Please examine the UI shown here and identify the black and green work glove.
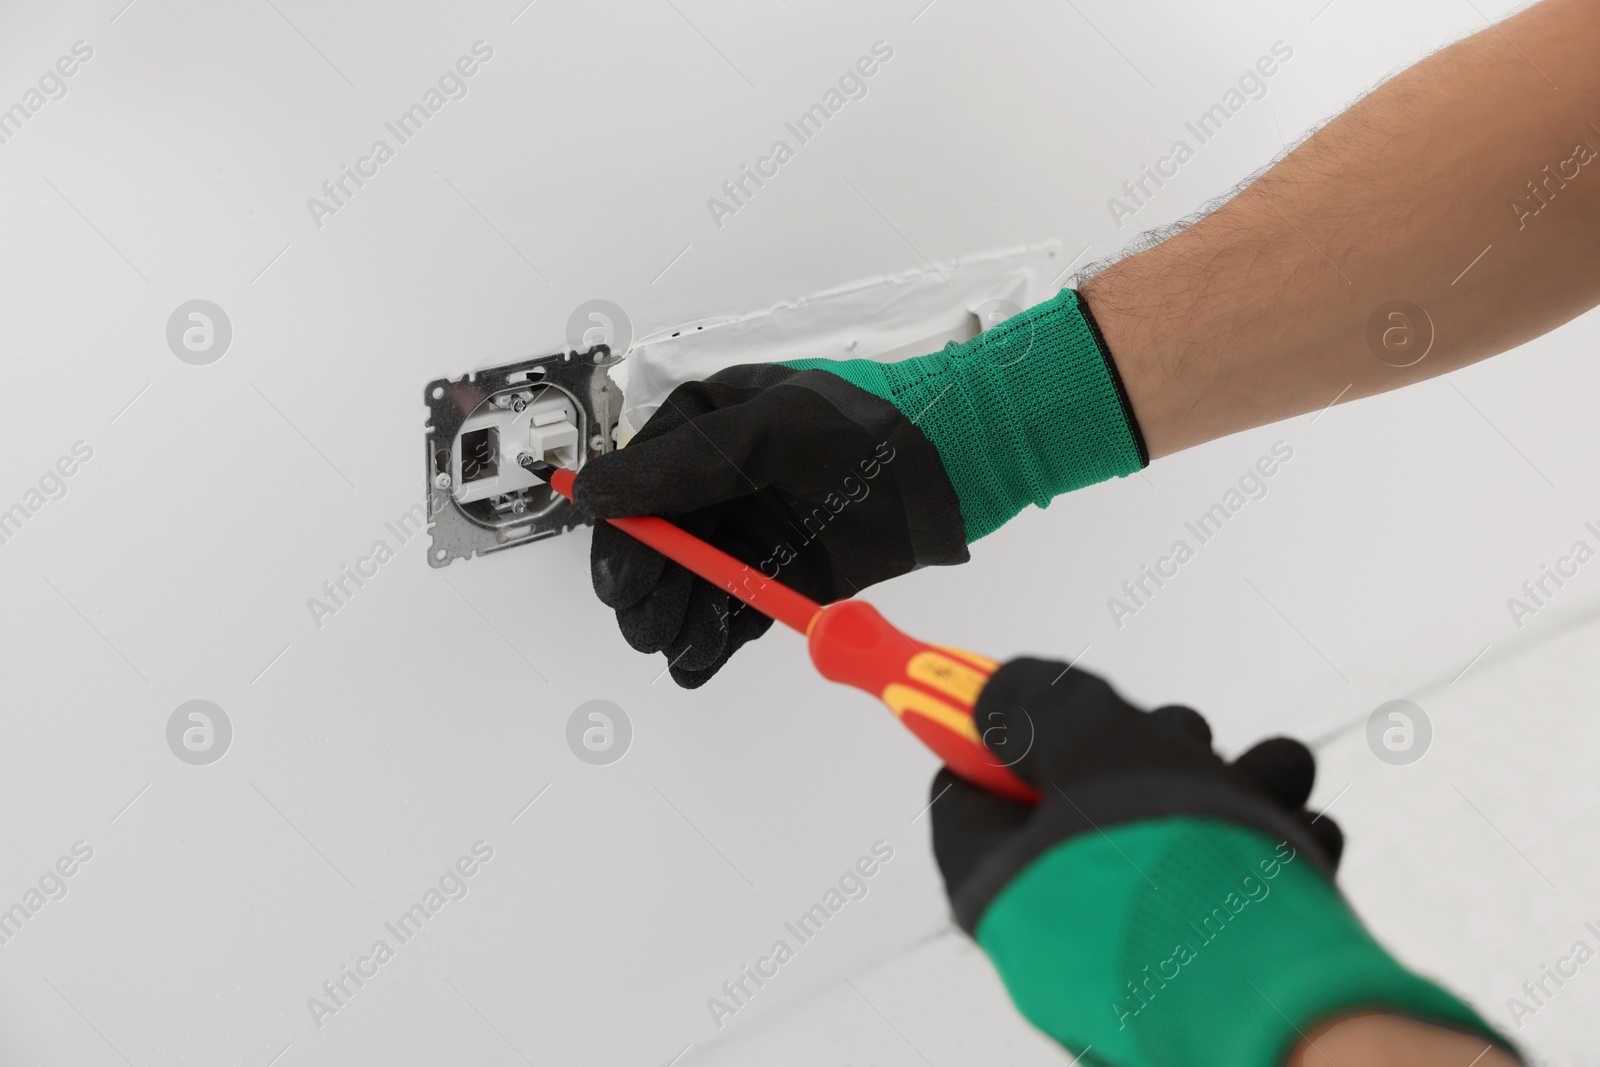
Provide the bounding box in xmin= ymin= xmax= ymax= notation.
xmin=573 ymin=289 xmax=1147 ymax=687
xmin=930 ymin=659 xmax=1513 ymax=1067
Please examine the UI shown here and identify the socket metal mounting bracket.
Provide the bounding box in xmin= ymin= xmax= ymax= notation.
xmin=423 ymin=344 xmax=621 ymax=566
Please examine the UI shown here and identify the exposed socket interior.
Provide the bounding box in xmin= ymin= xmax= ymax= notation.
xmin=453 ymin=383 xmax=580 ymax=515
xmin=424 ymin=346 xmax=620 ymax=566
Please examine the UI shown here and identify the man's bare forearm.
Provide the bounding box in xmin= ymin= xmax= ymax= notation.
xmin=1084 ymin=0 xmax=1600 ymax=459
xmin=1289 ymin=1012 xmax=1519 ymax=1066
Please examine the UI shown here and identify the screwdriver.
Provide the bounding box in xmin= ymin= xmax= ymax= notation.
xmin=548 ymin=467 xmax=1040 ymax=804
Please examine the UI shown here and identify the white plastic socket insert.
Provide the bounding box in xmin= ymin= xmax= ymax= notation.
xmin=452 ymin=387 xmax=579 ymax=505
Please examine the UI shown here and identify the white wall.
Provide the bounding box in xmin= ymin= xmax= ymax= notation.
xmin=0 ymin=0 xmax=1588 ymax=1063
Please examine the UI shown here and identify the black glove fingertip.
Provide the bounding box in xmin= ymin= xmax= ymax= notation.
xmin=665 ymin=600 xmax=774 ymax=689
xmin=1296 ymin=809 xmax=1345 ymax=872
xmin=1232 ymin=737 xmax=1316 ymax=810
xmin=973 ymin=659 xmax=1131 ymax=787
xmin=664 ymin=584 xmax=732 ymax=673
xmin=615 ymin=563 xmax=696 ymax=653
xmin=970 ymin=659 xmax=1068 ymax=785
xmin=1148 ymin=704 xmax=1213 ymax=748
xmin=590 ymin=521 xmax=665 ymax=610
xmin=667 ymin=660 xmax=718 ymax=689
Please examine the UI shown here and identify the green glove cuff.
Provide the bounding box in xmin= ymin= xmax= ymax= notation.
xmin=975 ymin=817 xmax=1513 ymax=1067
xmin=780 ymin=288 xmax=1146 ymax=542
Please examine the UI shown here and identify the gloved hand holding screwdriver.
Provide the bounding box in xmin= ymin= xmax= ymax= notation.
xmin=929 ymin=659 xmax=1515 ymax=1066
xmin=573 ymin=288 xmax=1145 ymax=687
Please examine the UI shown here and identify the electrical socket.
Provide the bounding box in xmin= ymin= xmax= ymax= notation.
xmin=423 ymin=345 xmax=620 ymax=566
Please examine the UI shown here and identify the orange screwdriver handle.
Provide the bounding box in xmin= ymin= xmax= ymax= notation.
xmin=807 ymin=600 xmax=1040 ymax=805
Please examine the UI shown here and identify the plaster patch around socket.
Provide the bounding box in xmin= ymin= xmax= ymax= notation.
xmin=615 ymin=241 xmax=1066 ymax=434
